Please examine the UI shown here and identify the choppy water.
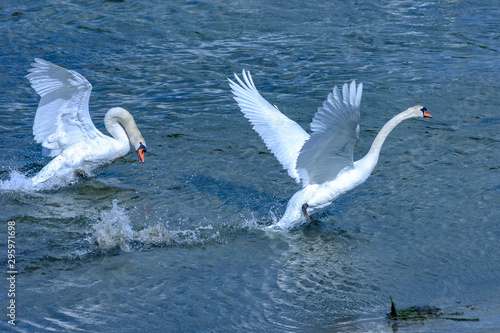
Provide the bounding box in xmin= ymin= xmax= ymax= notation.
xmin=1 ymin=0 xmax=500 ymax=331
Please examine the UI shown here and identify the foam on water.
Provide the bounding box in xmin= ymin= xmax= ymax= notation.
xmin=92 ymin=200 xmax=285 ymax=252
xmin=93 ymin=200 xmax=136 ymax=251
xmin=240 ymin=210 xmax=280 ymax=231
xmin=0 ymin=170 xmax=59 ymax=191
xmin=0 ymin=170 xmax=38 ymax=191
xmin=93 ymin=200 xmax=223 ymax=251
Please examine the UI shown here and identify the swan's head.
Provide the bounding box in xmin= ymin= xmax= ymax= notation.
xmin=105 ymin=107 xmax=147 ymax=163
xmin=129 ymin=130 xmax=147 ymax=163
xmin=409 ymin=105 xmax=432 ymax=118
xmin=136 ymin=140 xmax=147 ymax=163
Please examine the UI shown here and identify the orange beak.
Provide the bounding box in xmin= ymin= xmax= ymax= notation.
xmin=423 ymin=110 xmax=432 ymax=118
xmin=137 ymin=143 xmax=147 ymax=163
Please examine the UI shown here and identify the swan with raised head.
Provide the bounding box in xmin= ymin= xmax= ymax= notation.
xmin=26 ymin=58 xmax=147 ymax=188
xmin=229 ymin=70 xmax=432 ymax=230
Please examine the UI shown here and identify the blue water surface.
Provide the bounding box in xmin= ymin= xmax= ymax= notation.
xmin=1 ymin=0 xmax=500 ymax=332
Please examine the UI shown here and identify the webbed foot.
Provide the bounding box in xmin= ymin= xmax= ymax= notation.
xmin=302 ymin=203 xmax=311 ymax=224
xmin=74 ymin=170 xmax=90 ymax=180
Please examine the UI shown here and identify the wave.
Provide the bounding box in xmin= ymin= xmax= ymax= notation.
xmin=0 ymin=170 xmax=56 ymax=191
xmin=92 ymin=200 xmax=226 ymax=251
xmin=92 ymin=200 xmax=284 ymax=252
xmin=0 ymin=171 xmax=37 ymax=191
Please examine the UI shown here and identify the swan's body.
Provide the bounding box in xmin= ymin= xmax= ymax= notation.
xmin=229 ymin=70 xmax=432 ymax=230
xmin=26 ymin=58 xmax=147 ymax=188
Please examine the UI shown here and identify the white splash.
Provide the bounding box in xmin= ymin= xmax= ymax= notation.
xmin=0 ymin=170 xmax=57 ymax=191
xmin=93 ymin=199 xmax=136 ymax=251
xmin=93 ymin=200 xmax=219 ymax=251
xmin=0 ymin=171 xmax=36 ymax=191
xmin=240 ymin=210 xmax=280 ymax=231
xmin=135 ymin=223 xmax=172 ymax=246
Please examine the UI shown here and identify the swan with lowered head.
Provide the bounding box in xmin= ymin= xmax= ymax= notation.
xmin=26 ymin=58 xmax=147 ymax=188
xmin=229 ymin=70 xmax=432 ymax=230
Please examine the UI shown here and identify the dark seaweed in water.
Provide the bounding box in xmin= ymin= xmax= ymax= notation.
xmin=388 ymin=298 xmax=479 ymax=322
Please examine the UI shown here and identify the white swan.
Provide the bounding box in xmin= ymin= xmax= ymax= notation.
xmin=229 ymin=70 xmax=432 ymax=230
xmin=26 ymin=58 xmax=147 ymax=188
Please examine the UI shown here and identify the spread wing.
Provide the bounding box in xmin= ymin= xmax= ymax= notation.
xmin=26 ymin=58 xmax=103 ymax=157
xmin=228 ymin=70 xmax=309 ymax=183
xmin=296 ymin=81 xmax=363 ymax=186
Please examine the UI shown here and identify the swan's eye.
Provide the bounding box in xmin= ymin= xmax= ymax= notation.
xmin=420 ymin=107 xmax=427 ymax=113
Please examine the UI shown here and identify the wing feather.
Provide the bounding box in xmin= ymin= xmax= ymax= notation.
xmin=228 ymin=70 xmax=309 ymax=183
xmin=296 ymin=81 xmax=363 ymax=186
xmin=26 ymin=58 xmax=103 ymax=157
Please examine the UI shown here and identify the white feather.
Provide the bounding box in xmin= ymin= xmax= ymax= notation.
xmin=26 ymin=58 xmax=103 ymax=157
xmin=296 ymin=81 xmax=362 ymax=186
xmin=228 ymin=70 xmax=309 ymax=183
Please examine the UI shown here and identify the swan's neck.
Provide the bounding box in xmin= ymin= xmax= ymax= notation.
xmin=104 ymin=107 xmax=142 ymax=148
xmin=361 ymin=109 xmax=414 ymax=170
xmin=105 ymin=116 xmax=130 ymax=145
